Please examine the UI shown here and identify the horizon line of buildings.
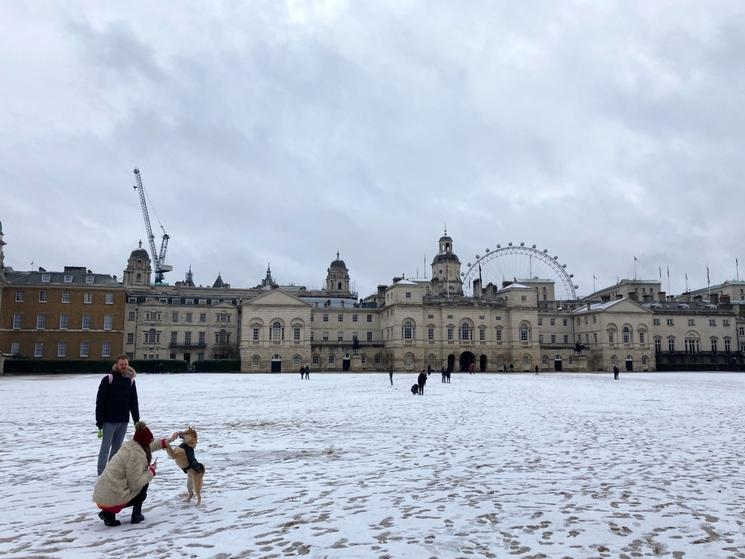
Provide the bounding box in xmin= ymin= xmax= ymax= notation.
xmin=1 ymin=219 xmax=744 ymax=373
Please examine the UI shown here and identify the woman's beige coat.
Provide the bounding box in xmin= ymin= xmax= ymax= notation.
xmin=93 ymin=438 xmax=165 ymax=506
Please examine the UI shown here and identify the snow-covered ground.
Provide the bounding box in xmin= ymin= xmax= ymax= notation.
xmin=1 ymin=371 xmax=744 ymax=558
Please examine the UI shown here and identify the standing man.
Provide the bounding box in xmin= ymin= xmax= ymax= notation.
xmin=417 ymin=370 xmax=427 ymax=395
xmin=613 ymin=365 xmax=620 ymax=380
xmin=96 ymin=354 xmax=140 ymax=475
xmin=389 ymin=365 xmax=394 ymax=386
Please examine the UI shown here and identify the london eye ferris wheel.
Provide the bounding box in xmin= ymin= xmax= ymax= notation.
xmin=461 ymin=242 xmax=579 ymax=300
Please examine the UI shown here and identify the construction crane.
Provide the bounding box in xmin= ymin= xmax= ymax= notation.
xmin=133 ymin=168 xmax=172 ymax=283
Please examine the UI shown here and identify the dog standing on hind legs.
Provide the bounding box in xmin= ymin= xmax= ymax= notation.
xmin=164 ymin=427 xmax=206 ymax=504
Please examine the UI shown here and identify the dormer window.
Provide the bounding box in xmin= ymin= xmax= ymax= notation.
xmin=41 ymin=273 xmax=51 ymax=283
xmin=64 ymin=274 xmax=73 ymax=283
xmin=85 ymin=275 xmax=94 ymax=284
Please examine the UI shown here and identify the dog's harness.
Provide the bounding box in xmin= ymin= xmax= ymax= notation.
xmin=179 ymin=442 xmax=205 ymax=473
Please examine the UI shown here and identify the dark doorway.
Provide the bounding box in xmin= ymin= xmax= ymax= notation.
xmin=447 ymin=354 xmax=455 ymax=371
xmin=459 ymin=351 xmax=475 ymax=372
xmin=479 ymin=354 xmax=487 ymax=372
xmin=625 ymin=358 xmax=633 ymax=372
xmin=184 ymin=353 xmax=191 ymax=365
xmin=271 ymin=359 xmax=282 ymax=373
xmin=342 ymin=357 xmax=351 ymax=371
xmin=554 ymin=358 xmax=562 ymax=372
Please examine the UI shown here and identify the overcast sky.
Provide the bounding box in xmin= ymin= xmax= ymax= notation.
xmin=2 ymin=1 xmax=744 ymax=298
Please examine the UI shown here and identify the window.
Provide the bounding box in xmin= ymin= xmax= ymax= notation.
xmin=353 ymin=314 xmax=358 ymax=322
xmin=709 ymin=319 xmax=716 ymax=327
xmin=82 ymin=314 xmax=92 ymax=330
xmin=623 ymin=327 xmax=631 ymax=344
xmin=34 ymin=342 xmax=44 ymax=357
xmin=57 ymin=342 xmax=67 ymax=358
xmin=496 ymin=328 xmax=502 ymax=341
xmin=539 ymin=334 xmax=544 ymax=343
xmin=550 ymin=318 xmax=555 ymax=326
xmin=216 ymin=313 xmax=230 ymax=323
xmin=12 ymin=313 xmax=22 ymax=329
xmin=252 ymin=327 xmax=260 ymax=341
xmin=128 ymin=296 xmax=137 ymax=303
xmin=666 ymin=319 xmax=674 ymax=326
xmin=185 ymin=332 xmax=192 ymax=345
xmin=550 ymin=334 xmax=556 ymax=344
xmin=338 ymin=314 xmax=343 ymax=322
xmin=102 ymin=342 xmax=112 ymax=358
xmin=41 ymin=273 xmax=51 ymax=283
xmin=685 ymin=337 xmax=699 ymax=353
xmin=723 ymin=319 xmax=730 ymax=327
xmin=199 ymin=313 xmax=207 ymax=323
xmin=711 ymin=338 xmax=718 ymax=353
xmin=127 ymin=333 xmax=134 ymax=344
xmin=59 ymin=314 xmax=69 ymax=330
xmin=85 ymin=275 xmax=94 ymax=284
xmin=84 ymin=292 xmax=93 ymax=304
xmin=271 ymin=321 xmax=284 ymax=341
xmin=10 ymin=342 xmax=20 ymax=356
xmin=39 ymin=290 xmax=48 ymax=303
xmin=608 ymin=330 xmax=615 ymax=344
xmin=171 ymin=331 xmax=178 ymax=344
xmin=172 ymin=312 xmax=179 ymax=322
xmin=639 ymin=331 xmax=646 ymax=344
xmin=337 ymin=331 xmax=343 ymax=342
xmin=128 ymin=311 xmax=135 ymax=321
xmin=105 ymin=293 xmax=114 ymax=305
xmin=688 ymin=319 xmax=695 ymax=326
xmin=323 ymin=332 xmax=329 ymax=341
xmin=328 ymin=354 xmax=336 ymax=364
xmin=428 ymin=327 xmax=435 ymax=340
xmin=520 ymin=324 xmax=529 ymax=342
xmin=103 ymin=315 xmax=113 ymax=330
xmin=312 ymin=354 xmax=320 ymax=365
xmin=367 ymin=314 xmax=372 ymax=323
xmin=322 ymin=314 xmax=329 ymax=322
xmin=15 ymin=290 xmax=24 ymax=302
xmin=538 ymin=318 xmax=543 ymax=326
xmin=725 ymin=338 xmax=732 ymax=352
xmin=563 ymin=319 xmax=568 ymax=326
xmin=459 ymin=323 xmax=471 ymax=341
xmin=740 ymin=327 xmax=745 ymax=336
xmin=186 ymin=313 xmax=193 ymax=323
xmin=144 ymin=329 xmax=160 ymax=344
xmin=80 ymin=342 xmax=89 ymax=358
xmin=293 ymin=327 xmax=301 ymax=341
xmin=366 ymin=331 xmax=373 ymax=342
xmin=668 ymin=338 xmax=675 ymax=352
xmin=653 ymin=318 xmax=660 ymax=326
xmin=403 ymin=320 xmax=414 ymax=340
xmin=447 ymin=327 xmax=453 ymax=341
xmin=36 ymin=314 xmax=46 ymax=330
xmin=405 ymin=292 xmax=411 ymax=299
xmin=185 ymin=299 xmax=194 ymax=305
xmin=655 ymin=338 xmax=662 ymax=352
xmin=159 ymin=298 xmax=168 ymax=304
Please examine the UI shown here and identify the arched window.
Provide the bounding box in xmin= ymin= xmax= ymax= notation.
xmin=668 ymin=337 xmax=675 ymax=352
xmin=292 ymin=355 xmax=301 ymax=367
xmin=402 ymin=320 xmax=414 ymax=340
xmin=710 ymin=337 xmax=718 ymax=353
xmin=608 ymin=329 xmax=616 ymax=344
xmin=623 ymin=326 xmax=631 ymax=344
xmin=312 ymin=354 xmax=320 ymax=365
xmin=271 ymin=321 xmax=284 ymax=341
xmin=460 ymin=323 xmax=471 ymax=341
xmin=520 ymin=324 xmax=530 ymax=342
xmin=654 ymin=337 xmax=662 ymax=352
xmin=328 ymin=354 xmax=336 ymax=364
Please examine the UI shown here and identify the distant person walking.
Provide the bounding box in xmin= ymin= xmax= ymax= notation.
xmin=389 ymin=365 xmax=394 ymax=386
xmin=613 ymin=365 xmax=620 ymax=380
xmin=441 ymin=366 xmax=446 ymax=383
xmin=417 ymin=370 xmax=427 ymax=395
xmin=535 ymin=365 xmax=539 ymax=375
xmin=299 ymin=366 xmax=305 ymax=380
xmin=305 ymin=366 xmax=310 ymax=379
xmin=96 ymin=355 xmax=140 ymax=476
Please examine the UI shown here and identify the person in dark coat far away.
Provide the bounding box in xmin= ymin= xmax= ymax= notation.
xmin=389 ymin=365 xmax=394 ymax=386
xmin=417 ymin=370 xmax=427 ymax=395
xmin=613 ymin=365 xmax=620 ymax=380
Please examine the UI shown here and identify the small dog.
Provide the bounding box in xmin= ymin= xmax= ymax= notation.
xmin=165 ymin=427 xmax=205 ymax=504
xmin=411 ymin=383 xmax=419 ymax=395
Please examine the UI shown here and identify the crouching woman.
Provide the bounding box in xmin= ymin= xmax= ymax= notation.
xmin=93 ymin=421 xmax=178 ymax=526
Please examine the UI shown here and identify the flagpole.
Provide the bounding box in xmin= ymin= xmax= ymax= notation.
xmin=737 ymin=258 xmax=740 ymax=282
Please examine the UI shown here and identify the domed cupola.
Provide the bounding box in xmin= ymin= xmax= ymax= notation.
xmin=326 ymin=251 xmax=350 ymax=293
xmin=430 ymin=229 xmax=463 ymax=296
xmin=124 ymin=240 xmax=152 ymax=287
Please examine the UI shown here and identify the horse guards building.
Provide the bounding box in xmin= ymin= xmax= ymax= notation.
xmin=1 ymin=218 xmax=744 ymax=373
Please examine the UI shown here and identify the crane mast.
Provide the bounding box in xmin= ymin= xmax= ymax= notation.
xmin=133 ymin=168 xmax=172 ymax=283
